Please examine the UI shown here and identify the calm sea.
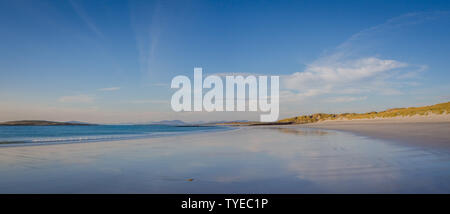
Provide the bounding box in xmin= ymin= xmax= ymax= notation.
xmin=0 ymin=125 xmax=229 ymax=146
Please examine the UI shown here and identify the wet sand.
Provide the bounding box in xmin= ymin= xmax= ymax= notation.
xmin=0 ymin=125 xmax=449 ymax=193
xmin=300 ymin=116 xmax=450 ymax=151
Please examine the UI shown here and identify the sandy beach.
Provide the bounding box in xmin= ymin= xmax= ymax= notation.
xmin=0 ymin=121 xmax=449 ymax=193
xmin=300 ymin=114 xmax=450 ymax=151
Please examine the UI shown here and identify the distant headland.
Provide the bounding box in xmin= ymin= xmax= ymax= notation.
xmin=0 ymin=120 xmax=95 ymax=126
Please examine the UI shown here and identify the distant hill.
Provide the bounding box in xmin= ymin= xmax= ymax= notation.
xmin=207 ymin=120 xmax=249 ymax=124
xmin=0 ymin=120 xmax=95 ymax=126
xmin=278 ymin=101 xmax=450 ymax=124
xmin=147 ymin=120 xmax=186 ymax=125
xmin=65 ymin=121 xmax=93 ymax=125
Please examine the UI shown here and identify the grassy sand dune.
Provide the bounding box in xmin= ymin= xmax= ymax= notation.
xmin=279 ymin=102 xmax=450 ymax=124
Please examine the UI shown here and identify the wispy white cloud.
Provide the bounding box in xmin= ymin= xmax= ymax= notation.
xmin=130 ymin=1 xmax=162 ymax=75
xmin=324 ymin=96 xmax=367 ymax=103
xmin=69 ymin=0 xmax=104 ymax=38
xmin=282 ymin=57 xmax=408 ymax=100
xmin=98 ymin=87 xmax=121 ymax=91
xmin=338 ymin=11 xmax=449 ymax=51
xmin=59 ymin=94 xmax=94 ymax=103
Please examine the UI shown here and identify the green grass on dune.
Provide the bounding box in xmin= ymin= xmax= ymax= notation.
xmin=278 ymin=102 xmax=450 ymax=124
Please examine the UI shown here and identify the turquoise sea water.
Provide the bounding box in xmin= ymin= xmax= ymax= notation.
xmin=0 ymin=125 xmax=228 ymax=145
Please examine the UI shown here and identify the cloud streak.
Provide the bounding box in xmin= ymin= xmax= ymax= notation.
xmin=98 ymin=87 xmax=121 ymax=91
xmin=324 ymin=96 xmax=368 ymax=103
xmin=69 ymin=0 xmax=104 ymax=38
xmin=59 ymin=94 xmax=94 ymax=103
xmin=130 ymin=1 xmax=162 ymax=76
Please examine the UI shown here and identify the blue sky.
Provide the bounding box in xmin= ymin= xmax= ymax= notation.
xmin=1 ymin=0 xmax=450 ymax=123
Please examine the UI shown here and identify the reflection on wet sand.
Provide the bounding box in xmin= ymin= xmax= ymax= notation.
xmin=268 ymin=127 xmax=329 ymax=136
xmin=0 ymin=126 xmax=449 ymax=193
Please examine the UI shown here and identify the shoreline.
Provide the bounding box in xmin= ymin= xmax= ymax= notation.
xmin=298 ymin=115 xmax=450 ymax=151
xmin=2 ymin=115 xmax=449 ymax=151
xmin=0 ymin=126 xmax=236 ymax=148
xmin=0 ymin=124 xmax=449 ymax=193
